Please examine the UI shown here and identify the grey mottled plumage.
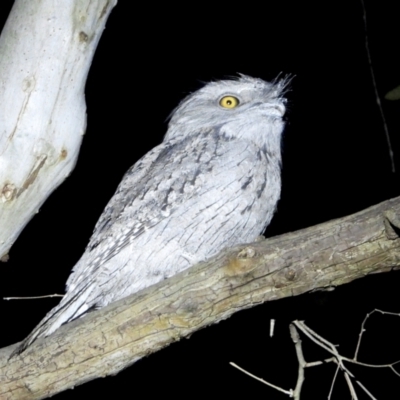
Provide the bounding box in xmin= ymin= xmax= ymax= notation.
xmin=16 ymin=75 xmax=287 ymax=354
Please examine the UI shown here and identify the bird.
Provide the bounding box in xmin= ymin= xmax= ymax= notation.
xmin=14 ymin=74 xmax=288 ymax=355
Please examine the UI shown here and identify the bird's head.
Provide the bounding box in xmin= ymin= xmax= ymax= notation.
xmin=165 ymin=75 xmax=289 ymax=150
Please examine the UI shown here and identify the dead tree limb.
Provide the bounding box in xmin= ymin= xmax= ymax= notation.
xmin=1 ymin=196 xmax=399 ymax=399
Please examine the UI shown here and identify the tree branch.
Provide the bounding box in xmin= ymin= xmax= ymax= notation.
xmin=1 ymin=196 xmax=399 ymax=399
xmin=0 ymin=0 xmax=117 ymax=259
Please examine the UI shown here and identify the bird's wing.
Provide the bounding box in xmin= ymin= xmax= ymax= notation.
xmin=67 ymin=128 xmax=262 ymax=288
xmin=88 ymin=144 xmax=163 ymax=244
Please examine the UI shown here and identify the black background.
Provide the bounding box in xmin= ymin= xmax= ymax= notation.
xmin=1 ymin=1 xmax=400 ymax=398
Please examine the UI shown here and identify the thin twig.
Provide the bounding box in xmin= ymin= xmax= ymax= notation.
xmin=289 ymin=324 xmax=305 ymax=399
xmin=360 ymin=0 xmax=395 ymax=172
xmin=295 ymin=320 xmax=400 ymax=370
xmin=232 ymin=313 xmax=400 ymax=399
xmin=354 ymin=312 xmax=369 ymax=360
xmin=293 ymin=321 xmax=355 ymax=378
xmin=3 ymin=294 xmax=63 ymax=300
xmin=229 ymin=362 xmax=293 ymax=397
xmin=344 ymin=372 xmax=358 ymax=399
xmin=356 ymin=380 xmax=378 ymax=400
xmin=354 ymin=309 xmax=400 ymax=361
xmin=270 ymin=319 xmax=275 ymax=337
xmin=327 ymin=363 xmax=340 ymax=400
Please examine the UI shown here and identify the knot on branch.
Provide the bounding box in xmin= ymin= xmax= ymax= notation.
xmin=1 ymin=182 xmax=16 ymax=202
xmin=384 ymin=210 xmax=400 ymax=240
xmin=224 ymin=247 xmax=258 ymax=276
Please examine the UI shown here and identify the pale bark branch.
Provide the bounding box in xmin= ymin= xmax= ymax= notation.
xmin=0 ymin=196 xmax=399 ymax=399
xmin=0 ymin=0 xmax=117 ymax=259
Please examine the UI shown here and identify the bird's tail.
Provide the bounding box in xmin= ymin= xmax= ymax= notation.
xmin=10 ymin=284 xmax=92 ymax=358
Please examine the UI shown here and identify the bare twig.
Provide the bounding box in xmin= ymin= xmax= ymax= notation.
xmin=289 ymin=324 xmax=305 ymax=399
xmin=355 ymin=381 xmax=377 ymax=400
xmin=344 ymin=372 xmax=358 ymax=399
xmin=229 ymin=362 xmax=294 ymax=397
xmin=270 ymin=319 xmax=275 ymax=337
xmin=3 ymin=294 xmax=63 ymax=300
xmin=293 ymin=319 xmax=398 ymax=398
xmin=232 ymin=314 xmax=399 ymax=399
xmin=354 ymin=308 xmax=400 ymax=360
xmin=327 ymin=364 xmax=340 ymax=400
xmin=293 ymin=321 xmax=354 ymax=377
xmin=360 ymin=0 xmax=395 ymax=172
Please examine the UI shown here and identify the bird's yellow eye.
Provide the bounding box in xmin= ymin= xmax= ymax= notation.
xmin=219 ymin=96 xmax=239 ymax=109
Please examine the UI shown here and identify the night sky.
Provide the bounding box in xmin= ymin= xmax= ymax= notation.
xmin=1 ymin=1 xmax=399 ymax=398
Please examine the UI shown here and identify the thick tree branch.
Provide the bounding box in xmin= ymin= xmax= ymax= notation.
xmin=0 ymin=0 xmax=117 ymax=259
xmin=1 ymin=196 xmax=399 ymax=399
